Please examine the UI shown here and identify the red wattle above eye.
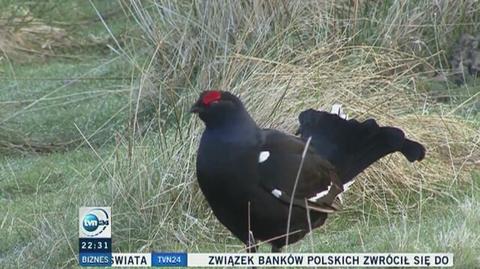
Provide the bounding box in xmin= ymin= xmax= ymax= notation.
xmin=202 ymin=91 xmax=221 ymax=105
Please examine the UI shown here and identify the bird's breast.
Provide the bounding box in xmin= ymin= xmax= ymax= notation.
xmin=196 ymin=136 xmax=260 ymax=198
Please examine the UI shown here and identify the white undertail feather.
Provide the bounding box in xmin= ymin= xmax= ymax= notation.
xmin=331 ymin=104 xmax=348 ymax=120
xmin=343 ymin=180 xmax=355 ymax=191
xmin=308 ymin=179 xmax=356 ymax=204
xmin=308 ymin=184 xmax=331 ymax=202
xmin=337 ymin=180 xmax=356 ymax=204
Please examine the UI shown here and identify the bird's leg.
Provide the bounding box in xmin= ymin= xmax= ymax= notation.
xmin=271 ymin=245 xmax=282 ymax=253
xmin=246 ymin=201 xmax=257 ymax=253
xmin=247 ymin=232 xmax=258 ymax=269
xmin=247 ymin=230 xmax=257 ymax=253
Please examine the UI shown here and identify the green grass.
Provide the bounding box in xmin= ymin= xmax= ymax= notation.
xmin=1 ymin=137 xmax=478 ymax=267
xmin=0 ymin=148 xmax=110 ymax=266
xmin=306 ymin=179 xmax=480 ymax=268
xmin=1 ymin=1 xmax=480 ymax=268
xmin=1 ymin=56 xmax=131 ymax=147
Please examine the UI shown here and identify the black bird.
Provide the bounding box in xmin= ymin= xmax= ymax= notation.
xmin=191 ymin=90 xmax=425 ymax=252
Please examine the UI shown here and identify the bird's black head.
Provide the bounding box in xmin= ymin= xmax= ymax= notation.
xmin=191 ymin=90 xmax=254 ymax=129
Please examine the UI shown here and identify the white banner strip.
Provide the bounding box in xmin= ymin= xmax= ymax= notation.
xmin=112 ymin=253 xmax=151 ymax=267
xmin=187 ymin=253 xmax=453 ymax=267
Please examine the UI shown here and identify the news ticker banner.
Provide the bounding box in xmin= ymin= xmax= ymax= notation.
xmin=79 ymin=207 xmax=453 ymax=267
xmin=84 ymin=252 xmax=452 ymax=267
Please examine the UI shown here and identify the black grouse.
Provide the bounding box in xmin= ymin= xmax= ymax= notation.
xmin=191 ymin=90 xmax=425 ymax=252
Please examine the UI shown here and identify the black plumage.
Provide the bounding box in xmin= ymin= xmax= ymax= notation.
xmin=191 ymin=90 xmax=426 ymax=252
xmin=297 ymin=109 xmax=426 ymax=186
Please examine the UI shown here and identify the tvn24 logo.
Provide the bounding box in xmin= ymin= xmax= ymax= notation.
xmin=79 ymin=207 xmax=111 ymax=238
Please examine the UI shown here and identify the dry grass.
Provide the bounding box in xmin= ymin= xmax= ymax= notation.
xmin=116 ymin=0 xmax=480 ymax=214
xmin=0 ymin=4 xmax=115 ymax=60
xmin=0 ymin=8 xmax=72 ymax=58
